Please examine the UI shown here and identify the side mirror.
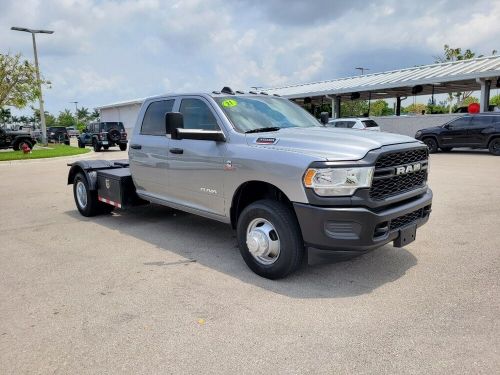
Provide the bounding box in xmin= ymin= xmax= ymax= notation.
xmin=320 ymin=112 xmax=329 ymax=125
xmin=165 ymin=112 xmax=184 ymax=135
xmin=172 ymin=128 xmax=225 ymax=142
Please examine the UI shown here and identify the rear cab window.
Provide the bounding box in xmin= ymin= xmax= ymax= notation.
xmin=141 ymin=100 xmax=175 ymax=135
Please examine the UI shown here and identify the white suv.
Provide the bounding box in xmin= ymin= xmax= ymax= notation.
xmin=328 ymin=117 xmax=381 ymax=131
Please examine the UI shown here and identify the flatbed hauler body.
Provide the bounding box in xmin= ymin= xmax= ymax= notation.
xmin=67 ymin=159 xmax=145 ymax=215
xmin=68 ymin=88 xmax=433 ymax=279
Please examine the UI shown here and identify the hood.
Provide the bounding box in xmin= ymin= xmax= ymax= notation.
xmin=6 ymin=130 xmax=31 ymax=136
xmin=421 ymin=126 xmax=442 ymax=132
xmin=246 ymin=127 xmax=419 ymax=161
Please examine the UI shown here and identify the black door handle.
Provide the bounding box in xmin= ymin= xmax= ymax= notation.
xmin=130 ymin=144 xmax=142 ymax=150
xmin=169 ymin=148 xmax=184 ymax=154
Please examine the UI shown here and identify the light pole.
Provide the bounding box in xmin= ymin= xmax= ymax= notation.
xmin=11 ymin=27 xmax=54 ymax=145
xmin=70 ymin=101 xmax=78 ymax=128
xmin=355 ymin=67 xmax=370 ymax=75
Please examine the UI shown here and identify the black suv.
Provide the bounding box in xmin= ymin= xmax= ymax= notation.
xmin=47 ymin=126 xmax=71 ymax=145
xmin=0 ymin=128 xmax=36 ymax=150
xmin=78 ymin=122 xmax=128 ymax=152
xmin=415 ymin=113 xmax=500 ymax=155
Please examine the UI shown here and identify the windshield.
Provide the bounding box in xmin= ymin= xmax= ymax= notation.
xmin=214 ymin=96 xmax=320 ymax=132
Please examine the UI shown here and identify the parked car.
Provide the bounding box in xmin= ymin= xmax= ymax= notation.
xmin=415 ymin=113 xmax=500 ymax=155
xmin=67 ymin=89 xmax=432 ymax=279
xmin=327 ymin=117 xmax=381 ymax=131
xmin=66 ymin=127 xmax=80 ymax=137
xmin=0 ymin=127 xmax=36 ymax=150
xmin=78 ymin=122 xmax=128 ymax=151
xmin=47 ymin=126 xmax=70 ymax=145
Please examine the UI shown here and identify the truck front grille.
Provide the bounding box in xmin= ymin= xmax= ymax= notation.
xmin=370 ymin=148 xmax=428 ymax=200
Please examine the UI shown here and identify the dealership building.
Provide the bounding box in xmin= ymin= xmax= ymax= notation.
xmin=97 ymin=55 xmax=500 ymax=136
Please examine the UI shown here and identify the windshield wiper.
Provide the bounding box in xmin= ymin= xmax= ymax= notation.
xmin=245 ymin=127 xmax=281 ymax=134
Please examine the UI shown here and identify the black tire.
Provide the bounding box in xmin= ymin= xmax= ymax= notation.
xmin=103 ymin=145 xmax=109 ymax=150
xmin=489 ymin=138 xmax=500 ymax=156
xmin=423 ymin=137 xmax=438 ymax=153
xmin=236 ymin=199 xmax=304 ymax=279
xmin=14 ymin=139 xmax=33 ymax=151
xmin=93 ymin=139 xmax=102 ymax=152
xmin=64 ymin=140 xmax=70 ymax=146
xmin=119 ymin=143 xmax=127 ymax=151
xmin=440 ymin=147 xmax=453 ymax=152
xmin=73 ymin=172 xmax=114 ymax=217
xmin=78 ymin=140 xmax=85 ymax=148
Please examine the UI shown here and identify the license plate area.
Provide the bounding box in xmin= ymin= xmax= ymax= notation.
xmin=394 ymin=223 xmax=417 ymax=248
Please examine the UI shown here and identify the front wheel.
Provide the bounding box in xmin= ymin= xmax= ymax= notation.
xmin=93 ymin=140 xmax=102 ymax=152
xmin=15 ymin=140 xmax=33 ymax=151
xmin=78 ymin=140 xmax=85 ymax=148
xmin=119 ymin=143 xmax=127 ymax=151
xmin=423 ymin=137 xmax=438 ymax=153
xmin=440 ymin=147 xmax=453 ymax=152
xmin=489 ymin=138 xmax=500 ymax=156
xmin=236 ymin=199 xmax=304 ymax=279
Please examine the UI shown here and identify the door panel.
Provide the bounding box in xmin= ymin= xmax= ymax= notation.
xmin=168 ymin=138 xmax=227 ymax=215
xmin=166 ymin=97 xmax=227 ymax=216
xmin=440 ymin=117 xmax=471 ymax=146
xmin=128 ymin=99 xmax=174 ymax=199
xmin=467 ymin=116 xmax=493 ymax=146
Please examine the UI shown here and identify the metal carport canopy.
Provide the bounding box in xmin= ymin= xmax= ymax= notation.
xmin=264 ymin=55 xmax=500 ymax=101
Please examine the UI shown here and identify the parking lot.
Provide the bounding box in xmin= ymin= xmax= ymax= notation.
xmin=0 ymin=150 xmax=498 ymax=374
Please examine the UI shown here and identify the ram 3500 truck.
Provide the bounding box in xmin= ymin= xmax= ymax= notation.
xmin=68 ymin=88 xmax=432 ymax=279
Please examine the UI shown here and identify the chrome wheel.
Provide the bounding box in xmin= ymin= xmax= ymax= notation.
xmin=76 ymin=180 xmax=88 ymax=208
xmin=246 ymin=218 xmax=280 ymax=265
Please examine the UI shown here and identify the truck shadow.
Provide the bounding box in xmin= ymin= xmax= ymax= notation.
xmin=65 ymin=204 xmax=417 ymax=299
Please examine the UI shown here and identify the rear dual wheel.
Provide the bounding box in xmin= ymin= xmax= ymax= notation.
xmin=73 ymin=172 xmax=114 ymax=217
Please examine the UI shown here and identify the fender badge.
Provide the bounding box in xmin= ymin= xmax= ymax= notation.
xmin=105 ymin=179 xmax=111 ymax=189
xmin=256 ymin=137 xmax=278 ymax=145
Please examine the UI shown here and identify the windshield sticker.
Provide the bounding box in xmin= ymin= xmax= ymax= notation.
xmin=222 ymin=99 xmax=238 ymax=108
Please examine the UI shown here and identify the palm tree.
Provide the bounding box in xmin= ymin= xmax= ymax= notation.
xmin=91 ymin=108 xmax=100 ymax=121
xmin=77 ymin=107 xmax=90 ymax=121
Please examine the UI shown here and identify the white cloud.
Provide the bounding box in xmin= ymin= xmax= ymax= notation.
xmin=0 ymin=0 xmax=498 ymax=116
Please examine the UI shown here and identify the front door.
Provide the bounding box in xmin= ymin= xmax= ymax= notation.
xmin=167 ymin=97 xmax=227 ymax=217
xmin=440 ymin=117 xmax=471 ymax=147
xmin=128 ymin=99 xmax=175 ymax=200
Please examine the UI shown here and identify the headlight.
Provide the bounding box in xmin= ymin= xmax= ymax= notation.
xmin=415 ymin=130 xmax=422 ymax=138
xmin=303 ymin=167 xmax=374 ymax=196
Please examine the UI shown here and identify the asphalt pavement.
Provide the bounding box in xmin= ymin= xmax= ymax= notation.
xmin=0 ymin=149 xmax=498 ymax=374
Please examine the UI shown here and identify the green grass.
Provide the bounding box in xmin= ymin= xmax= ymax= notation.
xmin=0 ymin=144 xmax=91 ymax=161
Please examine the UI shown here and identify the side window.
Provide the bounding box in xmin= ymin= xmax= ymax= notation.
xmin=179 ymin=98 xmax=219 ymax=130
xmin=448 ymin=117 xmax=471 ymax=128
xmin=346 ymin=121 xmax=356 ymax=128
xmin=471 ymin=116 xmax=493 ymax=126
xmin=141 ymin=100 xmax=175 ymax=135
xmin=334 ymin=121 xmax=345 ymax=128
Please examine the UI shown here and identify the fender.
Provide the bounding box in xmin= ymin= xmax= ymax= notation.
xmin=67 ymin=159 xmax=126 ymax=190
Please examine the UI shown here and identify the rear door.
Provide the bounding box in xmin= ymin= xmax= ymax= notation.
xmin=128 ymin=99 xmax=175 ymax=199
xmin=467 ymin=116 xmax=493 ymax=146
xmin=440 ymin=117 xmax=471 ymax=146
xmin=167 ymin=96 xmax=227 ymax=217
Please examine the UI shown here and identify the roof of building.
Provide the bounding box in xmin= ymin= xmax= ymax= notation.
xmin=264 ymin=55 xmax=500 ymax=100
xmin=96 ymin=97 xmax=145 ymax=110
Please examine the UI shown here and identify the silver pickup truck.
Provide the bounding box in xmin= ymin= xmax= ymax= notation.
xmin=68 ymin=88 xmax=432 ymax=279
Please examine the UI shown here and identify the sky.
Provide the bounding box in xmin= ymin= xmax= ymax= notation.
xmin=1 ymin=0 xmax=500 ymax=116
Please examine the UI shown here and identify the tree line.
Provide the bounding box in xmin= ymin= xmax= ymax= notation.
xmin=0 ymin=106 xmax=100 ymax=130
